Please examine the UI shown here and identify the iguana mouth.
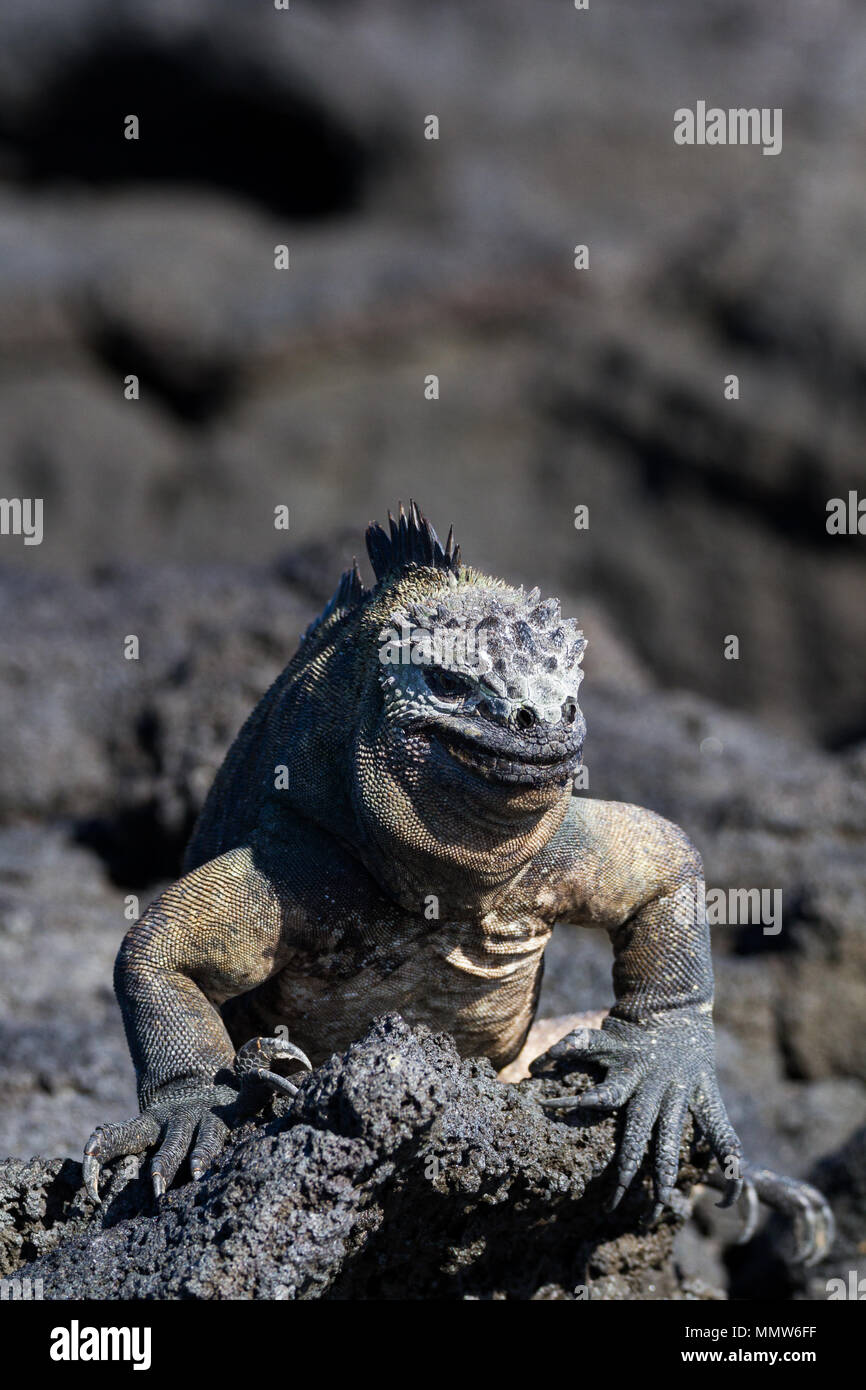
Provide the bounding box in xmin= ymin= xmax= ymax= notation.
xmin=431 ymin=725 xmax=578 ymax=787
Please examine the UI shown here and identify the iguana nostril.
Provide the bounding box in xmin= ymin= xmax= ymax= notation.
xmin=515 ymin=706 xmax=536 ymax=730
xmin=562 ymin=700 xmax=577 ymax=725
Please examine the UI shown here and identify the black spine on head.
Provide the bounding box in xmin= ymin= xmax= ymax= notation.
xmin=301 ymin=556 xmax=368 ymax=642
xmin=365 ymin=500 xmax=461 ymax=584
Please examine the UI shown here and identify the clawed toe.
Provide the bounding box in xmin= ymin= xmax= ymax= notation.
xmin=83 ymin=1146 xmax=103 ymax=1205
xmin=538 ymin=1093 xmax=584 ymax=1111
xmin=235 ymin=1035 xmax=312 ymax=1097
xmin=533 ymin=1026 xmax=621 ymax=1075
xmin=83 ymin=1114 xmax=160 ymax=1204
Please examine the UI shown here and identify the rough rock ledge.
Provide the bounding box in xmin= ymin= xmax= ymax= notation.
xmin=0 ymin=1015 xmax=716 ymax=1300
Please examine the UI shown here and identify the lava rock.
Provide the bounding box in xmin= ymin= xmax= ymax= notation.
xmin=3 ymin=1015 xmax=713 ymax=1301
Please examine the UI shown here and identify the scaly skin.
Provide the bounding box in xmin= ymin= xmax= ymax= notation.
xmin=84 ymin=503 xmax=833 ymax=1262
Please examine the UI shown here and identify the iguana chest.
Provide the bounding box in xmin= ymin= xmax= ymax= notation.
xmin=233 ymin=906 xmax=553 ymax=1072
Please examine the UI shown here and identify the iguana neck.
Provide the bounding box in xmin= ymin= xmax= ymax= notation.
xmin=349 ymin=718 xmax=571 ymax=918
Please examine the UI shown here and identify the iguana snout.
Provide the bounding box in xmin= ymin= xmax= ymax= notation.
xmin=425 ymin=701 xmax=583 ymax=788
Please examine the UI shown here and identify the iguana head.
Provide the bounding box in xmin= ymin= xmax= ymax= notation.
xmin=307 ymin=503 xmax=586 ymax=899
xmin=374 ymin=567 xmax=585 ymax=795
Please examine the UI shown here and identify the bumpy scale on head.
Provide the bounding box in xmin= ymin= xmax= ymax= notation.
xmin=378 ymin=582 xmax=586 ymax=736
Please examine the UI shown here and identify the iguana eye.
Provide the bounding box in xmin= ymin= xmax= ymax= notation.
xmin=423 ymin=668 xmax=473 ymax=701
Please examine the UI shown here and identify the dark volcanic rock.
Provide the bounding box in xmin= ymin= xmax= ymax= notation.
xmin=3 ymin=1016 xmax=714 ymax=1301
xmin=0 ymin=564 xmax=311 ymax=867
xmin=0 ymin=826 xmax=132 ymax=1161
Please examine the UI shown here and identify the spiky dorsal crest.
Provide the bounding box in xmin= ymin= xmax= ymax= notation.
xmin=302 ymin=502 xmax=461 ymax=643
xmin=301 ymin=556 xmax=367 ymax=642
xmin=366 ymin=500 xmax=460 ymax=584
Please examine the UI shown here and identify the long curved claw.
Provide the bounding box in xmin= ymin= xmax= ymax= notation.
xmin=736 ymin=1176 xmax=760 ymax=1246
xmin=83 ymin=1151 xmax=101 ymax=1205
xmin=716 ymin=1175 xmax=743 ymax=1210
xmin=235 ymin=1035 xmax=313 ymax=1097
xmin=255 ymin=1073 xmax=299 ymax=1098
xmin=538 ymin=1094 xmax=585 ymax=1112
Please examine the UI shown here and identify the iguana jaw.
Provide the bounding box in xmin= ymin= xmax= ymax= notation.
xmin=430 ymin=723 xmax=579 ymax=789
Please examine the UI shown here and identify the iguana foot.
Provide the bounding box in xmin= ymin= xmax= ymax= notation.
xmin=534 ymin=1013 xmax=743 ymax=1212
xmin=83 ymin=1083 xmax=237 ymax=1203
xmin=703 ymin=1162 xmax=835 ymax=1266
xmin=83 ymin=1037 xmax=311 ymax=1203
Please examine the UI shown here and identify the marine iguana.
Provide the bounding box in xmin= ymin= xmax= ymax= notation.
xmin=84 ymin=502 xmax=832 ymax=1261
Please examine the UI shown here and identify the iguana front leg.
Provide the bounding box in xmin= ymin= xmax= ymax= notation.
xmin=534 ymin=799 xmax=743 ymax=1210
xmin=532 ymin=798 xmax=834 ymax=1261
xmin=83 ymin=845 xmax=310 ymax=1202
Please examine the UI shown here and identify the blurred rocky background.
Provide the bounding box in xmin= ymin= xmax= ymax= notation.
xmin=0 ymin=0 xmax=864 ymax=1299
